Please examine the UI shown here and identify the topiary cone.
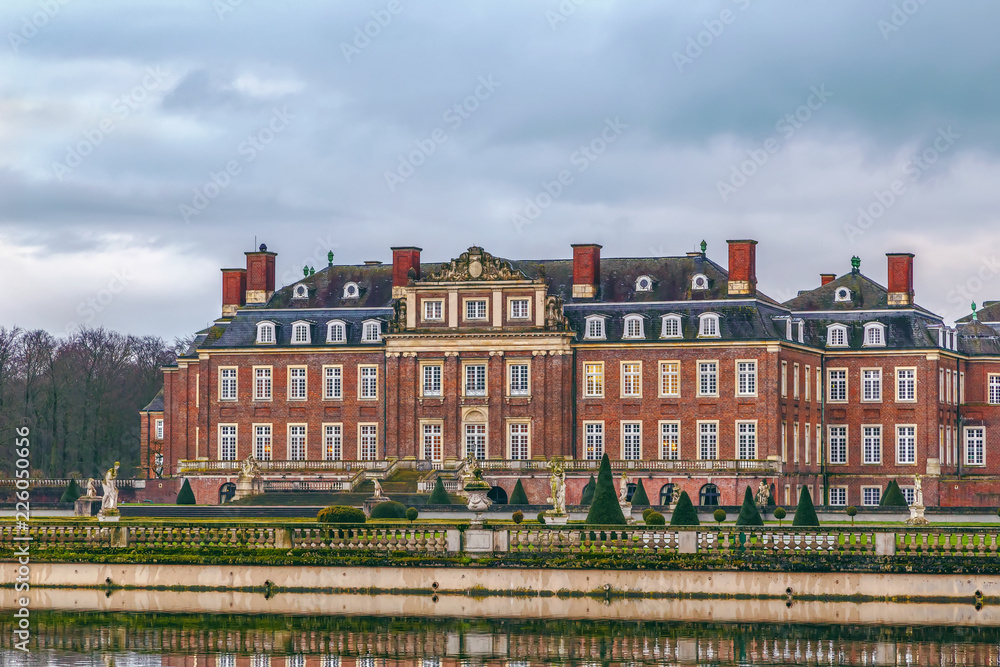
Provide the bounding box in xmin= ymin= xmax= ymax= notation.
xmin=60 ymin=479 xmax=82 ymax=504
xmin=580 ymin=475 xmax=596 ymax=505
xmin=509 ymin=479 xmax=529 ymax=505
xmin=630 ymin=479 xmax=650 ymax=506
xmin=669 ymin=490 xmax=700 ymax=526
xmin=791 ymin=486 xmax=820 ymax=527
xmin=427 ymin=477 xmax=451 ymax=504
xmin=880 ymin=480 xmax=908 ymax=507
xmin=584 ymin=454 xmax=627 ymax=525
xmin=735 ymin=486 xmax=764 ymax=526
xmin=176 ymin=479 xmax=196 ymax=505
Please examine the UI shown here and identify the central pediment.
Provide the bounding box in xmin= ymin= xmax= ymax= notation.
xmin=424 ymin=246 xmax=528 ymax=282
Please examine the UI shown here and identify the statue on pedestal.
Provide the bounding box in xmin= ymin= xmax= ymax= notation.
xmin=545 ymin=460 xmax=567 ymax=520
xmin=907 ymin=473 xmax=930 ymax=525
xmin=97 ymin=462 xmax=121 ymax=520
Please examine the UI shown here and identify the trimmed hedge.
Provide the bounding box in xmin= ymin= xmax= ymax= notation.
xmin=630 ymin=479 xmax=650 ymax=506
xmin=670 ymin=491 xmax=700 ymax=526
xmin=176 ymin=479 xmax=196 ymax=505
xmin=60 ymin=480 xmax=82 ymax=504
xmin=405 ymin=507 xmax=419 ymax=522
xmin=580 ymin=475 xmax=596 ymax=505
xmin=427 ymin=478 xmax=451 ymax=505
xmin=317 ymin=506 xmax=366 ymax=523
xmin=509 ymin=480 xmax=529 ymax=505
xmin=645 ymin=511 xmax=665 ymax=526
xmin=880 ymin=480 xmax=908 ymax=507
xmin=642 ymin=507 xmax=655 ymax=522
xmin=370 ymin=501 xmax=407 ymax=520
xmin=792 ymin=486 xmax=820 ymax=527
xmin=735 ymin=486 xmax=764 ymax=526
xmin=584 ymin=454 xmax=627 ymax=525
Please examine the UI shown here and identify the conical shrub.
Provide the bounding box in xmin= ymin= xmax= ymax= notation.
xmin=176 ymin=479 xmax=196 ymax=505
xmin=580 ymin=475 xmax=596 ymax=505
xmin=509 ymin=479 xmax=529 ymax=505
xmin=630 ymin=479 xmax=650 ymax=506
xmin=791 ymin=486 xmax=819 ymax=526
xmin=880 ymin=480 xmax=908 ymax=507
xmin=427 ymin=477 xmax=451 ymax=504
xmin=584 ymin=454 xmax=627 ymax=525
xmin=735 ymin=486 xmax=764 ymax=526
xmin=60 ymin=479 xmax=82 ymax=504
xmin=670 ymin=490 xmax=700 ymax=526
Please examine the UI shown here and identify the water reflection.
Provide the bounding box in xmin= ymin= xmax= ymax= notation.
xmin=2 ymin=614 xmax=1000 ymax=666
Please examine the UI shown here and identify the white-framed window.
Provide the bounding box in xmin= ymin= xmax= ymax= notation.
xmin=288 ymin=367 xmax=307 ymax=401
xmin=698 ymin=422 xmax=718 ymax=459
xmin=829 ymin=487 xmax=847 ymax=506
xmin=834 ymin=287 xmax=851 ymax=303
xmin=288 ymin=424 xmax=306 ymax=461
xmin=423 ymin=300 xmax=443 ymax=321
xmin=584 ymin=422 xmax=604 ymax=460
xmin=863 ymin=322 xmax=886 ymax=347
xmin=828 ymin=369 xmax=847 ymax=402
xmin=256 ymin=321 xmax=276 ymax=344
xmin=343 ymin=282 xmax=359 ymax=299
xmin=862 ymin=369 xmax=882 ymax=402
xmin=635 ymin=275 xmax=653 ymax=292
xmin=659 ymin=421 xmax=680 ymax=460
xmin=698 ymin=313 xmax=720 ymax=338
xmin=422 ymin=364 xmax=442 ymax=397
xmin=781 ymin=421 xmax=787 ymax=462
xmin=781 ymin=360 xmax=788 ymax=397
xmin=805 ymin=364 xmax=811 ymax=402
xmin=896 ymin=425 xmax=916 ymax=464
xmin=901 ymin=487 xmax=916 ymax=506
xmin=422 ymin=423 xmax=443 ymax=461
xmin=623 ymin=315 xmax=644 ymax=339
xmin=465 ymin=299 xmax=487 ymax=320
xmin=584 ymin=316 xmax=606 ymax=340
xmin=509 ymin=422 xmax=530 ymax=460
xmin=465 ymin=423 xmax=486 ymax=460
xmin=291 ymin=322 xmax=311 ymax=344
xmin=509 ymin=363 xmax=530 ymax=396
xmin=793 ymin=362 xmax=800 ymax=399
xmin=697 ymin=361 xmax=718 ymax=397
xmin=155 ymin=418 xmax=164 ymax=440
xmin=736 ymin=421 xmax=756 ymax=460
xmin=361 ymin=320 xmax=381 ymax=343
xmin=219 ymin=424 xmax=236 ymax=461
xmin=323 ymin=365 xmax=342 ymax=399
xmin=509 ymin=298 xmax=530 ymax=320
xmin=254 ymin=424 xmax=272 ymax=460
xmin=691 ymin=273 xmax=708 ymax=290
xmin=659 ymin=361 xmax=680 ymax=397
xmin=816 ymin=367 xmax=823 ymax=402
xmin=737 ymin=360 xmax=756 ymax=397
xmin=862 ymin=425 xmax=882 ymax=464
xmin=254 ymin=367 xmax=272 ymax=401
xmin=464 ymin=363 xmax=487 ymax=396
xmin=359 ymin=424 xmax=378 ymax=460
xmin=660 ymin=314 xmax=682 ymax=338
xmin=829 ymin=425 xmax=847 ymax=464
xmin=323 ymin=424 xmax=342 ymax=460
xmin=359 ymin=365 xmax=378 ymax=399
xmin=319 ymin=656 xmax=340 ymax=667
xmin=990 ymin=375 xmax=1000 ymax=405
xmin=219 ymin=367 xmax=237 ymax=401
xmin=862 ymin=486 xmax=881 ymax=507
xmin=252 ymin=655 xmax=270 ymax=667
xmin=827 ymin=324 xmax=848 ymax=347
xmin=584 ymin=362 xmax=603 ymax=397
xmin=621 ymin=361 xmax=642 ymax=397
xmin=622 ymin=421 xmax=642 ymax=460
xmin=965 ymin=427 xmax=986 ymax=466
xmin=896 ymin=368 xmax=916 ymax=402
xmin=326 ymin=320 xmax=346 ymax=343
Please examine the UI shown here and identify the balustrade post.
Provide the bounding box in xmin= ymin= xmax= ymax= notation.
xmin=273 ymin=528 xmax=292 ymax=549
xmin=678 ymin=530 xmax=698 ymax=554
xmin=875 ymin=531 xmax=896 ymax=556
xmin=446 ymin=529 xmax=462 ymax=553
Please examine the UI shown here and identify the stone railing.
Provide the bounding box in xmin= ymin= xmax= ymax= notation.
xmin=263 ymin=480 xmax=351 ymax=492
xmin=416 ymin=478 xmax=463 ymax=492
xmin=478 ymin=459 xmax=781 ymax=473
xmin=0 ymin=478 xmax=139 ymax=489
xmin=175 ymin=460 xmax=390 ymax=474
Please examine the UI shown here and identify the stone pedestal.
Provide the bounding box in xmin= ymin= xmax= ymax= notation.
xmin=363 ymin=495 xmax=390 ymax=518
xmin=906 ymin=503 xmax=930 ymax=526
xmin=233 ymin=476 xmax=262 ymax=502
xmin=544 ymin=512 xmax=569 ymax=525
xmin=97 ymin=514 xmax=120 ymax=523
xmin=75 ymin=497 xmax=100 ymax=517
xmin=619 ymin=501 xmax=635 ymax=524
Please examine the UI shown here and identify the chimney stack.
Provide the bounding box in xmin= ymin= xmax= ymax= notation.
xmin=886 ymin=253 xmax=915 ymax=306
xmin=726 ymin=239 xmax=757 ymax=296
xmin=221 ymin=268 xmax=246 ymax=318
xmin=571 ymin=244 xmax=602 ymax=298
xmin=820 ymin=274 xmax=836 ymax=286
xmin=391 ymin=247 xmax=422 ymax=298
xmin=245 ymin=243 xmax=277 ymax=304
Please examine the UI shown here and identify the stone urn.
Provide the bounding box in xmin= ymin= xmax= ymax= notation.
xmin=464 ymin=466 xmax=492 ymax=528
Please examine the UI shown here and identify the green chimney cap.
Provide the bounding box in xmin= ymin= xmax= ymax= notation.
xmin=972 ymin=302 xmax=978 ymax=321
xmin=700 ymin=240 xmax=707 ymax=254
xmin=327 ymin=250 xmax=334 ymax=266
xmin=850 ymin=256 xmax=861 ymax=272
xmin=302 ymin=265 xmax=309 ymax=277
xmin=309 ymin=266 xmax=315 ymax=276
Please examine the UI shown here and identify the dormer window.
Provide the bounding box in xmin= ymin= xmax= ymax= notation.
xmin=291 ymin=322 xmax=311 ymax=345
xmin=623 ymin=315 xmax=644 ymax=339
xmin=698 ymin=313 xmax=720 ymax=338
xmin=635 ymin=275 xmax=654 ymax=292
xmin=863 ymin=322 xmax=886 ymax=347
xmin=834 ymin=287 xmax=851 ymax=303
xmin=292 ymin=284 xmax=309 ymax=300
xmin=256 ymin=321 xmax=276 ymax=344
xmin=660 ymin=314 xmax=682 ymax=339
xmin=343 ymin=282 xmax=360 ymax=299
xmin=795 ymin=319 xmax=805 ymax=344
xmin=584 ymin=316 xmax=606 ymax=340
xmin=362 ymin=320 xmax=381 ymax=343
xmin=692 ymin=274 xmax=709 ymax=291
xmin=827 ymin=324 xmax=848 ymax=347
xmin=326 ymin=320 xmax=346 ymax=343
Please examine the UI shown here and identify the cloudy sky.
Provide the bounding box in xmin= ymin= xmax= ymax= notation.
xmin=2 ymin=0 xmax=999 ymax=339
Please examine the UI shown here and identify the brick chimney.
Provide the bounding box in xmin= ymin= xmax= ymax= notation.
xmin=391 ymin=246 xmax=421 ymax=298
xmin=245 ymin=243 xmax=277 ymax=304
xmin=571 ymin=244 xmax=601 ymax=298
xmin=886 ymin=252 xmax=914 ymax=306
xmin=726 ymin=239 xmax=757 ymax=296
xmin=820 ymin=274 xmax=836 ymax=286
xmin=221 ymin=268 xmax=246 ymax=318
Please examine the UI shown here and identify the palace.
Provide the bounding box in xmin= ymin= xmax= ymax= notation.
xmin=139 ymin=240 xmax=1000 ymax=507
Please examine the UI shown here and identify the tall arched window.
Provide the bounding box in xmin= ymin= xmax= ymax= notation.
xmin=699 ymin=483 xmax=720 ymax=506
xmin=659 ymin=483 xmax=675 ymax=506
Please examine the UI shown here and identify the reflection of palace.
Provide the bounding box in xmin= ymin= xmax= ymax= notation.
xmin=139 ymin=240 xmax=1000 ymax=507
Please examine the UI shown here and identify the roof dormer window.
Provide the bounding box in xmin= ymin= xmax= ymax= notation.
xmin=660 ymin=314 xmax=682 ymax=339
xmin=292 ymin=284 xmax=309 ymax=300
xmin=362 ymin=320 xmax=381 ymax=343
xmin=698 ymin=312 xmax=720 ymax=338
xmin=343 ymin=282 xmax=360 ymax=299
xmin=834 ymin=287 xmax=851 ymax=303
xmin=827 ymin=324 xmax=848 ymax=347
xmin=291 ymin=321 xmax=311 ymax=345
xmin=863 ymin=322 xmax=886 ymax=347
xmin=692 ymin=274 xmax=709 ymax=291
xmin=584 ymin=315 xmax=606 ymax=340
xmin=623 ymin=314 xmax=644 ymax=339
xmin=635 ymin=275 xmax=654 ymax=292
xmin=256 ymin=321 xmax=276 ymax=345
xmin=326 ymin=320 xmax=346 ymax=344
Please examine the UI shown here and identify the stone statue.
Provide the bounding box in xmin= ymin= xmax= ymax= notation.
xmin=373 ymin=479 xmax=384 ymax=498
xmin=914 ymin=474 xmax=924 ymax=507
xmin=544 ymin=295 xmax=568 ymax=330
xmin=85 ymin=478 xmax=99 ymax=498
xmin=619 ymin=472 xmax=630 ymax=504
xmin=755 ymin=480 xmax=770 ymax=507
xmin=100 ymin=462 xmax=120 ymax=512
xmin=547 ymin=460 xmax=566 ymax=515
xmin=239 ymin=455 xmax=260 ymax=481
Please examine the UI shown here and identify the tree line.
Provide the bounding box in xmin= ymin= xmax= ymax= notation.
xmin=0 ymin=326 xmax=187 ymax=479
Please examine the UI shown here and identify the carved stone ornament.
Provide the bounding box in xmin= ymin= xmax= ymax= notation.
xmin=426 ymin=246 xmax=527 ymax=282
